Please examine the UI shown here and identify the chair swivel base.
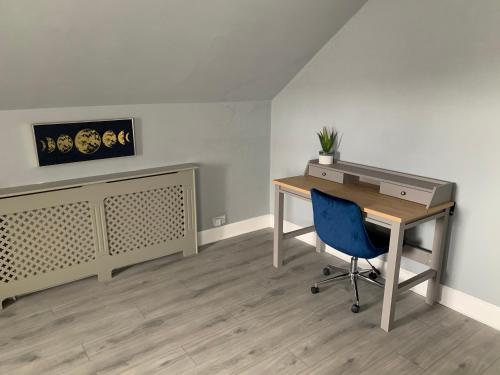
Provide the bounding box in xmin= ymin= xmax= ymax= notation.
xmin=310 ymin=257 xmax=384 ymax=313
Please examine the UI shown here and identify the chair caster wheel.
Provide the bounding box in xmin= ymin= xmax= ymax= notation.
xmin=311 ymin=286 xmax=320 ymax=294
xmin=368 ymin=271 xmax=378 ymax=280
xmin=351 ymin=304 xmax=360 ymax=313
xmin=322 ymin=267 xmax=331 ymax=276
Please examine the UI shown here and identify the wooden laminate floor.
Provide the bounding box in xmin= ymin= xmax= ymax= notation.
xmin=1 ymin=229 xmax=499 ymax=374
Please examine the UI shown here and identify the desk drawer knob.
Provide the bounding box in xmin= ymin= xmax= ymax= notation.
xmin=322 ymin=172 xmax=326 ymax=177
xmin=400 ymin=191 xmax=407 ymax=196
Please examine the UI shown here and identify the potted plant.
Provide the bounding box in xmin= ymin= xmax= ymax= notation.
xmin=317 ymin=126 xmax=338 ymax=165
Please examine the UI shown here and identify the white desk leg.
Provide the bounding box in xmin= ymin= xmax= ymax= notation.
xmin=316 ymin=234 xmax=325 ymax=253
xmin=381 ymin=221 xmax=405 ymax=332
xmin=426 ymin=208 xmax=450 ymax=305
xmin=273 ymin=186 xmax=284 ymax=268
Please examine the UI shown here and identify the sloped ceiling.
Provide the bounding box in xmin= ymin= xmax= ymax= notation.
xmin=0 ymin=0 xmax=366 ymax=110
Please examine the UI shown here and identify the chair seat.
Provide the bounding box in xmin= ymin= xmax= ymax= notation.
xmin=366 ymin=226 xmax=390 ymax=254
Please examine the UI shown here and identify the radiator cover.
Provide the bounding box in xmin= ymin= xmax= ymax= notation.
xmin=0 ymin=164 xmax=197 ymax=307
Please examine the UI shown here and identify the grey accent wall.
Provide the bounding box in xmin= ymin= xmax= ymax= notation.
xmin=0 ymin=101 xmax=271 ymax=231
xmin=0 ymin=0 xmax=366 ymax=110
xmin=271 ymin=0 xmax=500 ymax=306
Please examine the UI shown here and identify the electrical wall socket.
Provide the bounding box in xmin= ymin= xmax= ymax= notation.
xmin=212 ymin=215 xmax=226 ymax=227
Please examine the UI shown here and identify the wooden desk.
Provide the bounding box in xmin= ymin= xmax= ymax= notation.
xmin=272 ymin=174 xmax=454 ymax=332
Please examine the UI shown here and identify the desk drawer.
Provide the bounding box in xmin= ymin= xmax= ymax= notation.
xmin=309 ymin=165 xmax=344 ymax=183
xmin=380 ymin=182 xmax=432 ymax=205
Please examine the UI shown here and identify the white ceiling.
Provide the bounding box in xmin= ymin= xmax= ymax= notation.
xmin=0 ymin=0 xmax=366 ymax=110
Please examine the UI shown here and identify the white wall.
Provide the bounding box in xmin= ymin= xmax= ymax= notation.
xmin=0 ymin=100 xmax=271 ymax=230
xmin=271 ymin=0 xmax=500 ymax=306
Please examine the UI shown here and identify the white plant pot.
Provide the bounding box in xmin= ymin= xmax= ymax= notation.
xmin=318 ymin=153 xmax=334 ymax=165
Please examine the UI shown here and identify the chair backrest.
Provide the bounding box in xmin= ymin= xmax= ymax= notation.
xmin=311 ymin=188 xmax=381 ymax=259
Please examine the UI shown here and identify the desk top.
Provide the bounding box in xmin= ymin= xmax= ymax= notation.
xmin=273 ymin=175 xmax=454 ymax=223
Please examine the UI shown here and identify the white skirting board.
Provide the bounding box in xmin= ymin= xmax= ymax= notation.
xmin=197 ymin=215 xmax=271 ymax=246
xmin=197 ymin=214 xmax=500 ymax=332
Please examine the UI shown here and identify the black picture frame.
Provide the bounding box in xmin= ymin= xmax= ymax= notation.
xmin=33 ymin=118 xmax=135 ymax=166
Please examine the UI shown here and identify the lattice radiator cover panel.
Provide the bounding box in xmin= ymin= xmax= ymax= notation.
xmin=104 ymin=185 xmax=186 ymax=256
xmin=0 ymin=166 xmax=197 ymax=307
xmin=0 ymin=202 xmax=96 ymax=284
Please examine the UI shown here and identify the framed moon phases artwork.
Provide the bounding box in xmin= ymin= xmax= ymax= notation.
xmin=32 ymin=118 xmax=135 ymax=166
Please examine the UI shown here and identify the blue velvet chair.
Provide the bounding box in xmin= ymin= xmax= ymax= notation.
xmin=310 ymin=188 xmax=389 ymax=313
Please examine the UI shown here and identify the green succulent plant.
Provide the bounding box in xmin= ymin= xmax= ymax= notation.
xmin=317 ymin=127 xmax=337 ymax=154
